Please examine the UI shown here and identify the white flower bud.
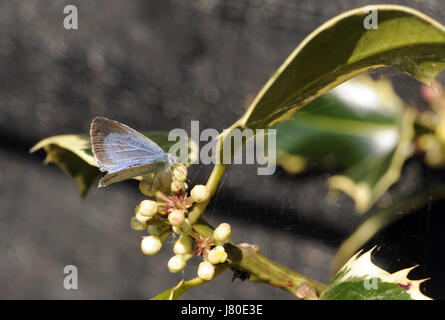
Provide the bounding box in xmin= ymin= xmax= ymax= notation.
xmin=173 ymin=235 xmax=194 ymax=254
xmin=172 ymin=164 xmax=187 ymax=182
xmin=190 ymin=185 xmax=210 ymax=203
xmin=168 ymin=209 xmax=185 ymax=226
xmin=170 ymin=180 xmax=182 ymax=193
xmin=167 ymin=254 xmax=187 ymax=273
xmin=136 ymin=212 xmax=151 ymax=224
xmin=197 ymin=261 xmax=215 ymax=281
xmin=141 ymin=235 xmax=162 ymax=255
xmin=172 ymin=219 xmax=192 ymax=235
xmin=139 ymin=200 xmax=158 ymax=217
xmin=138 ymin=177 xmax=156 ymax=196
xmin=213 ymin=223 xmax=231 ymax=242
xmin=207 ymin=245 xmax=228 ymax=264
xmin=181 ymin=182 xmax=188 ymax=191
xmin=130 ymin=216 xmax=147 ymax=231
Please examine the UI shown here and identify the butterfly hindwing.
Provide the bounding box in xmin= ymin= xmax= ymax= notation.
xmin=99 ymin=163 xmax=164 ymax=187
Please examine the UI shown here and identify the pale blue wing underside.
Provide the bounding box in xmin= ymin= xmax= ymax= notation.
xmin=98 ymin=163 xmax=164 ymax=187
xmin=90 ymin=117 xmax=170 ymax=187
xmin=100 ymin=131 xmax=167 ymax=173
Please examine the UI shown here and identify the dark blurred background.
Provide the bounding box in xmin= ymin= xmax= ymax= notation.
xmin=0 ymin=0 xmax=444 ymax=299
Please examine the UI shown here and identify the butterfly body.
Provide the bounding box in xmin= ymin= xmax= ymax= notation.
xmin=90 ymin=117 xmax=177 ymax=187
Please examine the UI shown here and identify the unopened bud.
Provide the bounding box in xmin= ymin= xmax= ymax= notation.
xmin=173 ymin=219 xmax=192 ymax=235
xmin=197 ymin=261 xmax=215 ymax=280
xmin=168 ymin=209 xmax=185 ymax=226
xmin=174 ymin=235 xmax=194 ymax=254
xmin=173 ymin=164 xmax=187 ymax=182
xmin=191 ymin=185 xmax=210 ymax=203
xmin=213 ymin=223 xmax=231 ymax=242
xmin=141 ymin=235 xmax=162 ymax=255
xmin=130 ymin=216 xmax=147 ymax=231
xmin=139 ymin=177 xmax=156 ymax=196
xmin=136 ymin=212 xmax=151 ymax=224
xmin=167 ymin=254 xmax=187 ymax=273
xmin=170 ymin=180 xmax=182 ymax=193
xmin=139 ymin=200 xmax=158 ymax=217
xmin=207 ymin=245 xmax=228 ymax=264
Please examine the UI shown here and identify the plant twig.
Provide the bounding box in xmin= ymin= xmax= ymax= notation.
xmin=193 ymin=220 xmax=326 ymax=299
xmin=188 ymin=163 xmax=227 ymax=224
xmin=188 ymin=128 xmax=325 ymax=299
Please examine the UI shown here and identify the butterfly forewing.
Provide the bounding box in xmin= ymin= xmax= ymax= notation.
xmin=90 ymin=117 xmax=169 ymax=187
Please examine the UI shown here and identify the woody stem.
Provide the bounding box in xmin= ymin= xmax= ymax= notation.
xmin=193 ymin=220 xmax=326 ymax=299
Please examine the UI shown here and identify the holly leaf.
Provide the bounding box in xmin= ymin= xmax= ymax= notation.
xmin=237 ymin=5 xmax=445 ymax=130
xmin=151 ymin=276 xmax=212 ymax=300
xmin=320 ymin=248 xmax=431 ymax=300
xmin=274 ymin=75 xmax=416 ymax=213
xmin=30 ymin=135 xmax=99 ymax=197
xmin=30 ymin=132 xmax=198 ymax=197
xmin=151 ymin=280 xmax=187 ymax=300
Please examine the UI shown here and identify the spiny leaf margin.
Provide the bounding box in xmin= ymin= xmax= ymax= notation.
xmin=320 ymin=247 xmax=431 ymax=300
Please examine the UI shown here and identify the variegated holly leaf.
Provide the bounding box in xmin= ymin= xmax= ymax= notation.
xmin=30 ymin=134 xmax=99 ymax=197
xmin=321 ymin=248 xmax=431 ymax=300
xmin=236 ymin=5 xmax=445 ymax=131
xmin=274 ymin=75 xmax=416 ymax=213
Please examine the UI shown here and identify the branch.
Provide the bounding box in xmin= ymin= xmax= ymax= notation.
xmin=193 ymin=220 xmax=326 ymax=299
xmin=188 ymin=163 xmax=227 ymax=224
xmin=188 ymin=133 xmax=326 ymax=299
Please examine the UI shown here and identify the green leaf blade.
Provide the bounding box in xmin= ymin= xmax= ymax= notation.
xmin=240 ymin=5 xmax=445 ymax=130
xmin=151 ymin=280 xmax=186 ymax=300
xmin=274 ymin=75 xmax=416 ymax=213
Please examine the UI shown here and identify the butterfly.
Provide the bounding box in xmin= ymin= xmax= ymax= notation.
xmin=90 ymin=117 xmax=178 ymax=187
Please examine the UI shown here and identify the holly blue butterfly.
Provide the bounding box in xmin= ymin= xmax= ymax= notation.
xmin=90 ymin=117 xmax=177 ymax=187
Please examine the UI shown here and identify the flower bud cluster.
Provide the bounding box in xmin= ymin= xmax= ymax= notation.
xmin=192 ymin=223 xmax=231 ymax=281
xmin=132 ymin=162 xmax=231 ymax=281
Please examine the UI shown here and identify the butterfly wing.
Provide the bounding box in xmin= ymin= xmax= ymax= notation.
xmin=98 ymin=162 xmax=164 ymax=187
xmin=90 ymin=117 xmax=169 ymax=187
